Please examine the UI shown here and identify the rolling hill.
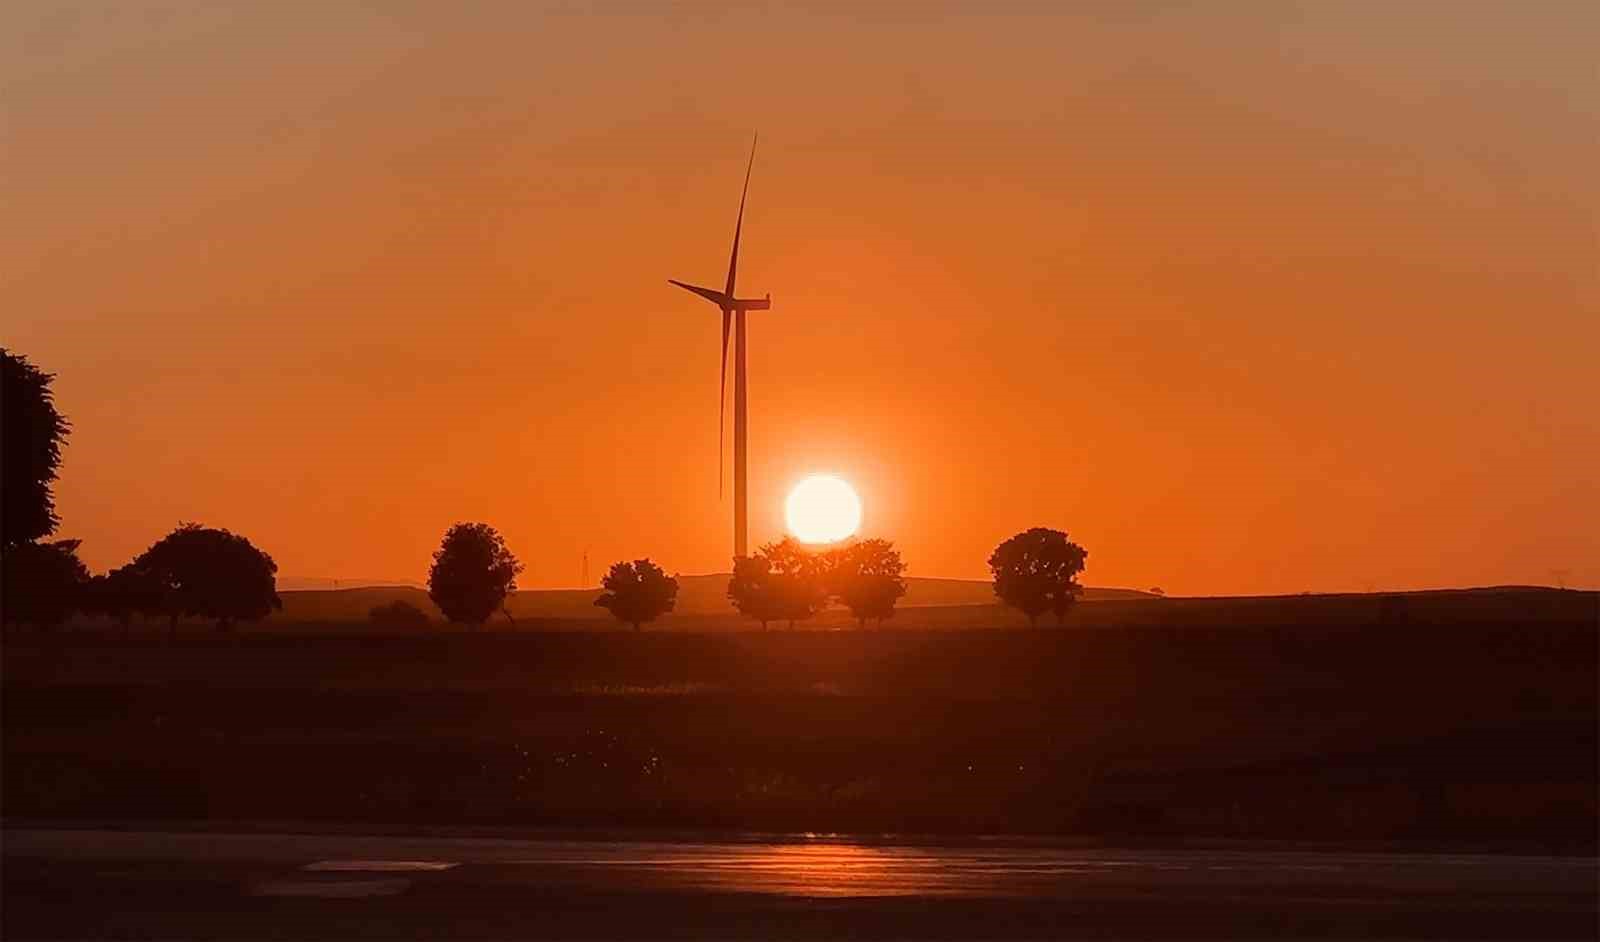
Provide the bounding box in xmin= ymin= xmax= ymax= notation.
xmin=278 ymin=575 xmax=1154 ymax=623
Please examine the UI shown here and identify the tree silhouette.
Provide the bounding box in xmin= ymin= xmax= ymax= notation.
xmin=2 ymin=350 xmax=70 ymax=549
xmin=595 ymin=558 xmax=679 ymax=631
xmin=427 ymin=522 xmax=522 ymax=626
xmin=760 ymin=536 xmax=829 ymax=629
xmin=827 ymin=538 xmax=908 ymax=629
xmin=2 ymin=539 xmax=90 ymax=630
xmin=727 ymin=555 xmax=783 ymax=629
xmin=84 ymin=564 xmax=168 ymax=632
xmin=988 ymin=527 xmax=1088 ymax=627
xmin=134 ymin=524 xmax=281 ymax=633
xmin=368 ymin=599 xmax=431 ymax=630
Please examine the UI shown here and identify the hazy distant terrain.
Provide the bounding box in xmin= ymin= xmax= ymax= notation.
xmin=278 ymin=575 xmax=1156 ymax=623
xmin=267 ymin=580 xmax=1594 ymax=634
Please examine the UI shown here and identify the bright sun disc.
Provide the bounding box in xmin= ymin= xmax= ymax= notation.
xmin=785 ymin=475 xmax=862 ymax=544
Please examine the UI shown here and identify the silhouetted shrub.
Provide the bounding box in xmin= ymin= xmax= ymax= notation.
xmin=369 ymin=599 xmax=431 ymax=630
xmin=595 ymin=558 xmax=679 ymax=631
xmin=134 ymin=524 xmax=281 ymax=632
xmin=989 ymin=527 xmax=1088 ymax=626
xmin=428 ymin=522 xmax=522 ymax=626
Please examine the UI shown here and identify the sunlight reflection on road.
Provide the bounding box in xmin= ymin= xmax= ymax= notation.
xmin=5 ymin=830 xmax=1589 ymax=902
xmin=497 ymin=840 xmax=1589 ymax=899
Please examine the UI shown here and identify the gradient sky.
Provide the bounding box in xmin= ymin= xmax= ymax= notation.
xmin=5 ymin=1 xmax=1596 ymax=593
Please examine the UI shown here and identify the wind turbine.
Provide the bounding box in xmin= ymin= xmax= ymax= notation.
xmin=669 ymin=134 xmax=771 ymax=559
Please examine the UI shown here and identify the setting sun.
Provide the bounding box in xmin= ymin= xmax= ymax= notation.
xmin=785 ymin=475 xmax=862 ymax=545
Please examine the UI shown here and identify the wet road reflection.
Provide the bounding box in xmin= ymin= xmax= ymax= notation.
xmin=4 ymin=829 xmax=1592 ymax=901
xmin=497 ymin=840 xmax=1592 ymax=899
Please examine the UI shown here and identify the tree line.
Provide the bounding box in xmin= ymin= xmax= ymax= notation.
xmin=4 ymin=349 xmax=1089 ymax=633
xmin=424 ymin=525 xmax=1086 ymax=631
xmin=589 ymin=535 xmax=912 ymax=631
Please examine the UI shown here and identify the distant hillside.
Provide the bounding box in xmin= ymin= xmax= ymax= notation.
xmin=278 ymin=575 xmax=1155 ymax=623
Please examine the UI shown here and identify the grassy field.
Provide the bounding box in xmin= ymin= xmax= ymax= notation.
xmin=6 ymin=588 xmax=1594 ymax=850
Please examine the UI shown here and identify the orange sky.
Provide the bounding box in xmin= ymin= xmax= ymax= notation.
xmin=5 ymin=2 xmax=1596 ymax=593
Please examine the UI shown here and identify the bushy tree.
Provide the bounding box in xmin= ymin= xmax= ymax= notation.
xmin=727 ymin=555 xmax=782 ymax=629
xmin=2 ymin=350 xmax=70 ymax=548
xmin=826 ymin=538 xmax=907 ymax=628
xmin=594 ymin=558 xmax=679 ymax=631
xmin=1 ymin=539 xmax=90 ymax=629
xmin=135 ymin=523 xmax=281 ymax=632
xmin=427 ymin=522 xmax=522 ymax=626
xmin=760 ymin=536 xmax=829 ymax=629
xmin=84 ymin=563 xmax=168 ymax=631
xmin=726 ymin=540 xmax=832 ymax=626
xmin=988 ymin=527 xmax=1088 ymax=626
xmin=368 ymin=599 xmax=431 ymax=630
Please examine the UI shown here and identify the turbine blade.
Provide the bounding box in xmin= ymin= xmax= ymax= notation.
xmin=719 ymin=307 xmax=731 ymax=499
xmin=669 ymin=280 xmax=730 ymax=307
xmin=724 ymin=132 xmax=758 ymax=299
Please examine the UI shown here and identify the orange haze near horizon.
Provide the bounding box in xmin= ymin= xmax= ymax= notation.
xmin=4 ymin=3 xmax=1596 ymax=594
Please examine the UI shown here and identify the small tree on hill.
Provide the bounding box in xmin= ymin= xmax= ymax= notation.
xmin=988 ymin=527 xmax=1088 ymax=627
xmin=2 ymin=350 xmax=70 ymax=549
xmin=2 ymin=539 xmax=90 ymax=630
xmin=827 ymin=538 xmax=908 ymax=629
xmin=595 ymin=558 xmax=679 ymax=631
xmin=427 ymin=522 xmax=522 ymax=626
xmin=728 ymin=555 xmax=782 ymax=629
xmin=369 ymin=599 xmax=431 ymax=630
xmin=760 ymin=536 xmax=829 ymax=629
xmin=134 ymin=524 xmax=281 ymax=633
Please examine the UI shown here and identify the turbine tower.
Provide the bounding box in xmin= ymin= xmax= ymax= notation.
xmin=669 ymin=134 xmax=771 ymax=559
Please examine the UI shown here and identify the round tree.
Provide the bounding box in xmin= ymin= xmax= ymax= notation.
xmin=988 ymin=527 xmax=1088 ymax=627
xmin=427 ymin=522 xmax=523 ymax=626
xmin=134 ymin=524 xmax=282 ymax=632
xmin=594 ymin=558 xmax=679 ymax=631
xmin=759 ymin=537 xmax=829 ymax=629
xmin=827 ymin=538 xmax=908 ymax=629
xmin=2 ymin=350 xmax=70 ymax=549
xmin=727 ymin=555 xmax=782 ymax=630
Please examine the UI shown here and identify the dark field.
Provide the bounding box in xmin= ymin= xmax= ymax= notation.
xmin=5 ymin=589 xmax=1595 ymax=850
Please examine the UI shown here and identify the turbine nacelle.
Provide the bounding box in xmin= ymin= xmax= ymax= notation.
xmin=667 ymin=281 xmax=773 ymax=313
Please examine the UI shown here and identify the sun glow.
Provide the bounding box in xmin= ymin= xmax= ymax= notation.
xmin=785 ymin=475 xmax=863 ymax=545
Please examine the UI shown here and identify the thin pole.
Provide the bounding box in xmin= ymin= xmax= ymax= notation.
xmin=734 ymin=309 xmax=749 ymax=558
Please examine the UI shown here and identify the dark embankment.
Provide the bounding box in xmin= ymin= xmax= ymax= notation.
xmin=5 ymin=589 xmax=1595 ymax=851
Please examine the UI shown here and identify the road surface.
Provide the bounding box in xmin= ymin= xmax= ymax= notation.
xmin=3 ymin=828 xmax=1594 ymax=939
